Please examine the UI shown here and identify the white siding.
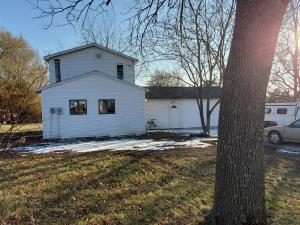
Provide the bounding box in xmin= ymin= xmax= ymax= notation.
xmin=42 ymin=73 xmax=145 ymax=139
xmin=145 ymin=99 xmax=219 ymax=129
xmin=264 ymin=103 xmax=300 ymax=126
xmin=48 ymin=47 xmax=135 ymax=84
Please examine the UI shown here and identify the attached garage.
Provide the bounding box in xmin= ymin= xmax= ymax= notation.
xmin=145 ymin=87 xmax=221 ymax=129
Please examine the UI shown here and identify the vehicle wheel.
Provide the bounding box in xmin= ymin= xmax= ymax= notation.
xmin=268 ymin=131 xmax=282 ymax=145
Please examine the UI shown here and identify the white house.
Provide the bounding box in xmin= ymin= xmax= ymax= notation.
xmin=265 ymin=102 xmax=300 ymax=126
xmin=40 ymin=44 xmax=297 ymax=139
xmin=144 ymin=87 xmax=221 ymax=129
xmin=144 ymin=87 xmax=300 ymax=130
xmin=39 ymin=44 xmax=145 ymax=139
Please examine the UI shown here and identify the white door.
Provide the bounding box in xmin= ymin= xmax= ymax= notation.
xmin=169 ymin=104 xmax=181 ymax=128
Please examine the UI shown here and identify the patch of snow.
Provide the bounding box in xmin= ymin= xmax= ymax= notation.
xmin=277 ymin=146 xmax=300 ymax=155
xmin=148 ymin=128 xmax=218 ymax=138
xmin=12 ymin=138 xmax=212 ymax=154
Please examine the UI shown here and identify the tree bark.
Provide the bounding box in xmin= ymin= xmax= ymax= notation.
xmin=213 ymin=1 xmax=289 ymax=225
xmin=292 ymin=8 xmax=300 ymax=101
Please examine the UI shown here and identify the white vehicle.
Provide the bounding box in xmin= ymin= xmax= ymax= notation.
xmin=265 ymin=102 xmax=300 ymax=127
xmin=264 ymin=119 xmax=300 ymax=144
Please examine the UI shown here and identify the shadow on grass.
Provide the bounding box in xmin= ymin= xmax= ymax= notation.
xmin=0 ymin=146 xmax=299 ymax=225
xmin=264 ymin=149 xmax=300 ymax=225
xmin=0 ymin=149 xmax=216 ymax=224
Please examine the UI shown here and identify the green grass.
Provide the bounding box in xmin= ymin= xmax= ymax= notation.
xmin=0 ymin=146 xmax=299 ymax=225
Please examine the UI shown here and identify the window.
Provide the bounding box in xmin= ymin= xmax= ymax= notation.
xmin=54 ymin=59 xmax=61 ymax=82
xmin=265 ymin=108 xmax=271 ymax=114
xmin=69 ymin=100 xmax=87 ymax=115
xmin=117 ymin=65 xmax=124 ymax=80
xmin=99 ymin=99 xmax=115 ymax=114
xmin=292 ymin=119 xmax=300 ymax=128
xmin=277 ymin=108 xmax=287 ymax=114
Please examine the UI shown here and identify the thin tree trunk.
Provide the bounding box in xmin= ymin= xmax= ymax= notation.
xmin=196 ymin=96 xmax=207 ymax=133
xmin=195 ymin=87 xmax=207 ymax=135
xmin=206 ymin=112 xmax=211 ymax=134
xmin=213 ymin=1 xmax=289 ymax=225
xmin=206 ymin=95 xmax=211 ymax=134
xmin=292 ymin=8 xmax=299 ymax=102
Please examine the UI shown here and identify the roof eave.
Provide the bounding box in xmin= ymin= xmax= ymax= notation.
xmin=37 ymin=70 xmax=144 ymax=92
xmin=43 ymin=43 xmax=139 ymax=63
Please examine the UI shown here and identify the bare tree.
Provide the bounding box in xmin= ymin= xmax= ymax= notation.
xmin=80 ymin=15 xmax=131 ymax=53
xmin=146 ymin=70 xmax=185 ymax=87
xmin=29 ymin=0 xmax=113 ymax=28
xmin=31 ymin=0 xmax=290 ymax=224
xmin=269 ymin=0 xmax=300 ymax=102
xmin=267 ymin=87 xmax=294 ymax=102
xmin=131 ymin=0 xmax=234 ymax=134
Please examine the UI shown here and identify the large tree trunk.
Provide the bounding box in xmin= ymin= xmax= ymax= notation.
xmin=213 ymin=1 xmax=289 ymax=225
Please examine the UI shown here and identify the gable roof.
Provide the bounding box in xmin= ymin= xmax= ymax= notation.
xmin=44 ymin=43 xmax=139 ymax=63
xmin=145 ymin=87 xmax=221 ymax=99
xmin=37 ymin=70 xmax=144 ymax=93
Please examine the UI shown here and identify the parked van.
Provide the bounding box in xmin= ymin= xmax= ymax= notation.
xmin=265 ymin=102 xmax=300 ymax=127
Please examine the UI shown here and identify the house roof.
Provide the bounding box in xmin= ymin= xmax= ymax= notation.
xmin=44 ymin=43 xmax=139 ymax=62
xmin=145 ymin=87 xmax=222 ymax=99
xmin=37 ymin=70 xmax=144 ymax=93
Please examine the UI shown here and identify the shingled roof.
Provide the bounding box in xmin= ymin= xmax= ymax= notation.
xmin=145 ymin=87 xmax=222 ymax=99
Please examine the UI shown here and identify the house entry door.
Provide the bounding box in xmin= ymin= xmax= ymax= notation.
xmin=169 ymin=104 xmax=181 ymax=128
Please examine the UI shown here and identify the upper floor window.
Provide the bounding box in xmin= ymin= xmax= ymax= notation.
xmin=277 ymin=108 xmax=287 ymax=114
xmin=69 ymin=100 xmax=87 ymax=115
xmin=117 ymin=65 xmax=124 ymax=80
xmin=54 ymin=59 xmax=61 ymax=83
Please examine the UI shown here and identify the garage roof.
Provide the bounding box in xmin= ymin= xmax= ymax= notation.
xmin=145 ymin=87 xmax=221 ymax=99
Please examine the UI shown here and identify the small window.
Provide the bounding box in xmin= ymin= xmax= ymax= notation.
xmin=117 ymin=65 xmax=124 ymax=80
xmin=277 ymin=108 xmax=287 ymax=114
xmin=292 ymin=120 xmax=300 ymax=128
xmin=265 ymin=108 xmax=271 ymax=114
xmin=69 ymin=100 xmax=87 ymax=115
xmin=54 ymin=59 xmax=61 ymax=83
xmin=99 ymin=99 xmax=115 ymax=114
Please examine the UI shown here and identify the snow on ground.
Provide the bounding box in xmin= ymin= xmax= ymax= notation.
xmin=277 ymin=145 xmax=300 ymax=155
xmin=148 ymin=128 xmax=218 ymax=137
xmin=14 ymin=138 xmax=212 ymax=154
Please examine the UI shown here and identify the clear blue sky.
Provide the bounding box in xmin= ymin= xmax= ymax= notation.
xmin=0 ymin=0 xmax=174 ymax=84
xmin=0 ymin=0 xmax=85 ymax=56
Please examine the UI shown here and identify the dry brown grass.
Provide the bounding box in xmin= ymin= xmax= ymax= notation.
xmin=0 ymin=145 xmax=299 ymax=225
xmin=0 ymin=123 xmax=42 ymax=134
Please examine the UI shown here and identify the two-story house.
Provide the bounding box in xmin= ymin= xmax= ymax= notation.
xmin=38 ymin=44 xmax=145 ymax=139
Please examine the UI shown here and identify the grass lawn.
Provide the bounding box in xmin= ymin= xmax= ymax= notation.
xmin=0 ymin=145 xmax=299 ymax=225
xmin=0 ymin=123 xmax=42 ymax=135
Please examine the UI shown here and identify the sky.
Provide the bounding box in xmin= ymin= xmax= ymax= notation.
xmin=0 ymin=0 xmax=135 ymax=56
xmin=0 ymin=0 xmax=83 ymax=55
xmin=0 ymin=0 xmax=174 ymax=84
